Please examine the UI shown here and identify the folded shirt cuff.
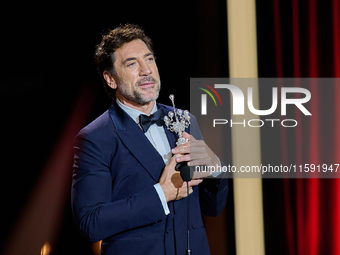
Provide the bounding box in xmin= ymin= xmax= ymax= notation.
xmin=154 ymin=183 xmax=170 ymax=215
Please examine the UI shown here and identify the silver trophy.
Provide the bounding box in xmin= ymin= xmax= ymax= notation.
xmin=164 ymin=94 xmax=191 ymax=146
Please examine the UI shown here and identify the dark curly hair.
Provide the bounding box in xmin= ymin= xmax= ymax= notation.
xmin=94 ymin=24 xmax=154 ymax=98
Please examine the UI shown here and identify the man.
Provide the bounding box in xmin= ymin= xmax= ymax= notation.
xmin=72 ymin=24 xmax=228 ymax=255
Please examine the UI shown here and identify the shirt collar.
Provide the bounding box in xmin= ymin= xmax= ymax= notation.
xmin=116 ymin=98 xmax=157 ymax=124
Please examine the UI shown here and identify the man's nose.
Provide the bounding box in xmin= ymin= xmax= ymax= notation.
xmin=139 ymin=60 xmax=152 ymax=76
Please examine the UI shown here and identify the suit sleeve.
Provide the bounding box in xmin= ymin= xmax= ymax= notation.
xmin=198 ymin=172 xmax=229 ymax=217
xmin=189 ymin=114 xmax=229 ymax=217
xmin=71 ymin=131 xmax=167 ymax=242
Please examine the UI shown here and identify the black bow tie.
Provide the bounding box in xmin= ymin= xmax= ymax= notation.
xmin=139 ymin=108 xmax=164 ymax=133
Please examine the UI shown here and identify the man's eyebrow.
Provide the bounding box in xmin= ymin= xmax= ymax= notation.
xmin=122 ymin=57 xmax=137 ymax=65
xmin=122 ymin=52 xmax=154 ymax=65
xmin=144 ymin=52 xmax=154 ymax=58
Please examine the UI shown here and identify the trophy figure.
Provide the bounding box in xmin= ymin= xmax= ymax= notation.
xmin=164 ymin=94 xmax=192 ymax=255
xmin=163 ymin=94 xmax=191 ymax=146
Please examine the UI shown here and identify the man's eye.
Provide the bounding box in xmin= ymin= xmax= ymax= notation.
xmin=146 ymin=57 xmax=154 ymax=62
xmin=127 ymin=62 xmax=135 ymax=67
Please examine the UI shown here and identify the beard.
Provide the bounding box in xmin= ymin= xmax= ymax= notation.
xmin=117 ymin=75 xmax=161 ymax=105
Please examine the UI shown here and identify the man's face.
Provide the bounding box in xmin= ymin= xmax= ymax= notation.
xmin=112 ymin=39 xmax=160 ymax=106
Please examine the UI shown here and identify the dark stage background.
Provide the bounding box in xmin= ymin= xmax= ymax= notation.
xmin=1 ymin=1 xmax=230 ymax=255
xmin=2 ymin=1 xmax=340 ymax=255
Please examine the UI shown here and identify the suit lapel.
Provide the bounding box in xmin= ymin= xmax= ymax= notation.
xmin=109 ymin=102 xmax=165 ymax=182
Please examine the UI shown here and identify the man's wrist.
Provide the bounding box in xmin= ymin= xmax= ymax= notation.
xmin=153 ymin=183 xmax=170 ymax=215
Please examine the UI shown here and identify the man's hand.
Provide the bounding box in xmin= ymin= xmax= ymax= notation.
xmin=171 ymin=132 xmax=220 ymax=177
xmin=159 ymin=156 xmax=203 ymax=202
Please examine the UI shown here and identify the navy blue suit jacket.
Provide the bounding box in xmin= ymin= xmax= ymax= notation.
xmin=72 ymin=101 xmax=228 ymax=255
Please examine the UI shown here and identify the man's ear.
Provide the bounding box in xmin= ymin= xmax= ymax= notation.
xmin=103 ymin=71 xmax=118 ymax=89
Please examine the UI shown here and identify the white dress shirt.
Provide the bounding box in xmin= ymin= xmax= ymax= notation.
xmin=116 ymin=99 xmax=171 ymax=215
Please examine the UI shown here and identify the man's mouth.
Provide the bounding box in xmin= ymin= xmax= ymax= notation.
xmin=137 ymin=77 xmax=157 ymax=88
xmin=139 ymin=82 xmax=154 ymax=88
